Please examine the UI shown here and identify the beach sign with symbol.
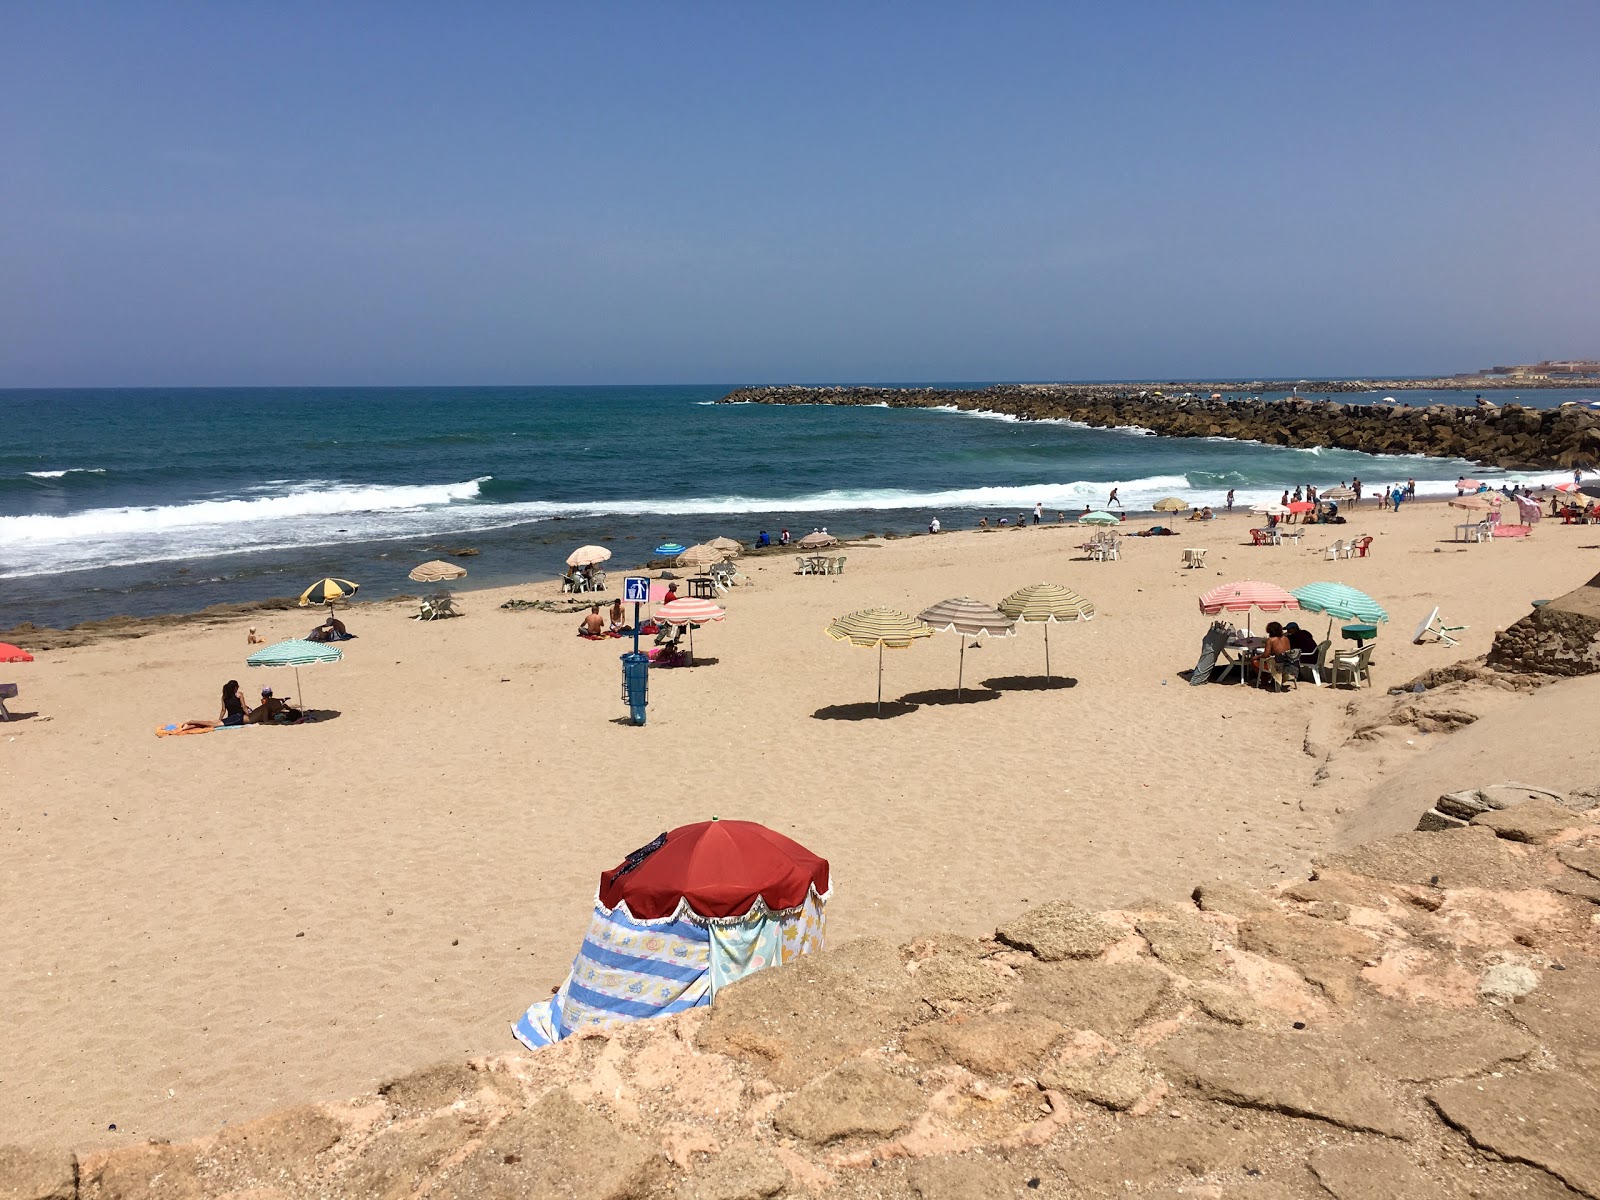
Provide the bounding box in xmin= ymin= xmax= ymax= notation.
xmin=624 ymin=577 xmax=650 ymax=603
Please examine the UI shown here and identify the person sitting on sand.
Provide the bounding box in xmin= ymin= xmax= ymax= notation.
xmin=1200 ymin=506 xmax=1214 ymax=520
xmin=608 ymin=598 xmax=626 ymax=634
xmin=252 ymin=686 xmax=302 ymax=724
xmin=578 ymin=605 xmax=605 ymax=637
xmin=307 ymin=615 xmax=349 ymax=643
xmin=220 ymin=679 xmax=251 ymax=727
xmin=247 ymin=626 xmax=265 ymax=645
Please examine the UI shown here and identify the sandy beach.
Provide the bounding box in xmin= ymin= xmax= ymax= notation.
xmin=5 ymin=500 xmax=1598 ymax=1152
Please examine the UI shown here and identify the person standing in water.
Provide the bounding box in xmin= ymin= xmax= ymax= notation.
xmin=1033 ymin=501 xmax=1042 ymax=524
xmin=1107 ymin=487 xmax=1120 ymax=508
xmin=1225 ymin=489 xmax=1235 ymax=511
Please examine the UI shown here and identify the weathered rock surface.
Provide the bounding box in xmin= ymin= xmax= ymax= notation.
xmin=1471 ymin=796 xmax=1585 ymax=843
xmin=1431 ymin=1072 xmax=1600 ymax=1198
xmin=994 ymin=900 xmax=1120 ymax=961
xmin=1147 ymin=1024 xmax=1411 ymax=1138
xmin=1192 ymin=879 xmax=1277 ymax=914
xmin=772 ymin=1059 xmax=924 ymax=1145
xmin=13 ymin=802 xmax=1600 ymax=1200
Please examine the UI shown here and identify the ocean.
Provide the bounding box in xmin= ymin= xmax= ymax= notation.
xmin=1 ymin=384 xmax=1592 ymax=629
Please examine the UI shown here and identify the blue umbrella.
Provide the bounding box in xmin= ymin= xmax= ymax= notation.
xmin=247 ymin=639 xmax=341 ymax=718
xmin=653 ymin=542 xmax=688 ymax=557
xmin=1291 ymin=583 xmax=1388 ymax=626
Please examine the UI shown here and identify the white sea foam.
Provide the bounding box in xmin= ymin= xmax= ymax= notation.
xmin=25 ymin=468 xmax=106 ymax=478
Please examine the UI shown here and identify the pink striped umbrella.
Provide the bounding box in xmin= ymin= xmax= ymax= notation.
xmin=1198 ymin=581 xmax=1299 ymax=635
xmin=655 ymin=597 xmax=726 ymax=665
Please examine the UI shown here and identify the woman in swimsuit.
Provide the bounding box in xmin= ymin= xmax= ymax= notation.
xmin=220 ymin=680 xmax=251 ymax=727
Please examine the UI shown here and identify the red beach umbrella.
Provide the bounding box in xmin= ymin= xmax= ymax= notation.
xmin=0 ymin=643 xmax=34 ymax=663
xmin=1286 ymin=500 xmax=1315 ymax=513
xmin=599 ymin=819 xmax=830 ymax=920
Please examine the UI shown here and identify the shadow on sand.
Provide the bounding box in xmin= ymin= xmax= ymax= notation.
xmin=980 ymin=675 xmax=1079 ymax=692
xmin=811 ymin=701 xmax=920 ymax=721
xmin=898 ymin=687 xmax=1001 ymax=706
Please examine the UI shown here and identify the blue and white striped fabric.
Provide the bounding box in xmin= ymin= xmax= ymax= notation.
xmin=512 ymin=905 xmax=712 ymax=1049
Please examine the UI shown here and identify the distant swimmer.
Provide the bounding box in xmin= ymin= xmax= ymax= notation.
xmin=1108 ymin=487 xmax=1121 ymax=508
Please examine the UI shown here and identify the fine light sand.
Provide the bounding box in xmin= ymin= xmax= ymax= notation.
xmin=2 ymin=502 xmax=1595 ymax=1150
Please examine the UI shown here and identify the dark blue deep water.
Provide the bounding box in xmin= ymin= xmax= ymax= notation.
xmin=1 ymin=384 xmax=1591 ymax=626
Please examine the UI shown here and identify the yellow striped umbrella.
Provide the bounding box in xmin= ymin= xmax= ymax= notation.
xmin=298 ymin=577 xmax=359 ymax=608
xmin=1152 ymin=497 xmax=1190 ymax=513
xmin=997 ymin=583 xmax=1095 ymax=684
xmin=825 ymin=607 xmax=933 ymax=714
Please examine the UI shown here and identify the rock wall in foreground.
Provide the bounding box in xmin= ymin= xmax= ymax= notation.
xmin=6 ymin=794 xmax=1600 ymax=1200
xmin=721 ymin=385 xmax=1600 ymax=471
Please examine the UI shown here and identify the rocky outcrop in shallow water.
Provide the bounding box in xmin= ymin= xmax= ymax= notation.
xmin=16 ymin=795 xmax=1600 ymax=1200
xmin=720 ymin=385 xmax=1600 ymax=471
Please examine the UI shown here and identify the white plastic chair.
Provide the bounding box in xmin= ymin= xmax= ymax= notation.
xmin=1324 ymin=539 xmax=1346 ymax=561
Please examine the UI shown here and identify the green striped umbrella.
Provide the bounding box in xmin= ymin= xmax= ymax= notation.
xmin=1078 ymin=510 xmax=1119 ymax=525
xmin=247 ymin=639 xmax=342 ymax=718
xmin=825 ymin=607 xmax=933 ymax=714
xmin=1291 ymin=582 xmax=1388 ymax=638
xmin=998 ymin=583 xmax=1095 ymax=684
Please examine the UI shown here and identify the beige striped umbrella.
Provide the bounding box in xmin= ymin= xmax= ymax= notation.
xmin=918 ymin=597 xmax=1016 ymax=696
xmin=676 ymin=543 xmax=723 ymax=571
xmin=825 ymin=607 xmax=934 ymax=714
xmin=997 ymin=583 xmax=1096 ymax=684
xmin=707 ymin=536 xmax=743 ymax=557
xmin=797 ymin=531 xmax=838 ymax=549
xmin=1152 ymin=497 xmax=1190 ymax=514
xmin=408 ymin=560 xmax=467 ymax=584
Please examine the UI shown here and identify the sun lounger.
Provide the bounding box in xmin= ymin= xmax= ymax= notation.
xmin=1413 ymin=607 xmax=1466 ymax=647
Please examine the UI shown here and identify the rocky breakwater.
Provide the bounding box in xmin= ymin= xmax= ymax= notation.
xmin=11 ymin=789 xmax=1600 ymax=1199
xmin=722 ymin=385 xmax=1600 ymax=471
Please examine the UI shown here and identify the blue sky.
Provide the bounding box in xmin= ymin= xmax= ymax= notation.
xmin=2 ymin=2 xmax=1595 ymax=386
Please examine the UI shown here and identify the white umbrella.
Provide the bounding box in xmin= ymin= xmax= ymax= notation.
xmin=566 ymin=545 xmax=612 ymax=567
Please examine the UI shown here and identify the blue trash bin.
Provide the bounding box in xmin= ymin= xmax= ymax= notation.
xmin=620 ymin=651 xmax=649 ymax=725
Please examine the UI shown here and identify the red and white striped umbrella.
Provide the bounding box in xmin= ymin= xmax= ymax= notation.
xmin=1556 ymin=482 xmax=1581 ymax=494
xmin=1198 ymin=581 xmax=1300 ymax=615
xmin=654 ymin=597 xmax=726 ymax=666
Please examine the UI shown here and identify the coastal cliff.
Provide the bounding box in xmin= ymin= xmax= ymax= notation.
xmin=719 ymin=385 xmax=1600 ymax=471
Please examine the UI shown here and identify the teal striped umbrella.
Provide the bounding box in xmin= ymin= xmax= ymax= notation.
xmin=1078 ymin=510 xmax=1119 ymax=526
xmin=247 ymin=639 xmax=341 ymax=719
xmin=1291 ymin=583 xmax=1388 ymax=625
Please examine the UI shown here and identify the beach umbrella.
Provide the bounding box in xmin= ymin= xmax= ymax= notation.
xmin=1555 ymin=482 xmax=1581 ymax=494
xmin=1456 ymin=479 xmax=1484 ymax=491
xmin=0 ymin=642 xmax=34 ymax=663
xmin=566 ymin=545 xmax=612 ymax=567
xmin=655 ymin=596 xmax=725 ymax=666
xmin=918 ymin=597 xmax=1015 ymax=696
xmin=997 ymin=583 xmax=1096 ymax=684
xmin=1251 ymin=503 xmax=1291 ymax=516
xmin=1152 ymin=497 xmax=1190 ymax=514
xmin=797 ymin=531 xmax=838 ymax=549
xmin=511 ymin=819 xmax=830 ymax=1049
xmin=653 ymin=542 xmax=688 ymax=557
xmin=1198 ymin=580 xmax=1298 ymax=636
xmin=677 ymin=543 xmax=723 ymax=572
xmin=408 ymin=560 xmax=467 ymax=584
xmin=299 ymin=577 xmax=359 ymax=608
xmin=1291 ymin=582 xmax=1389 ymax=637
xmin=1321 ymin=487 xmax=1356 ymax=501
xmin=1287 ymin=500 xmax=1315 ymax=514
xmin=246 ymin=638 xmax=341 ymax=717
xmin=1448 ymin=495 xmax=1500 ymax=511
xmin=825 ymin=607 xmax=933 ymax=714
xmin=707 ymin=537 xmax=743 ymax=557
xmin=1079 ymin=510 xmax=1119 ymax=525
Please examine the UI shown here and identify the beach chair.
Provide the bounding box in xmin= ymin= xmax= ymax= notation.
xmin=1250 ymin=528 xmax=1272 ymax=547
xmin=833 ymin=556 xmax=846 ymax=575
xmin=795 ymin=556 xmax=809 ymax=575
xmin=1349 ymin=536 xmax=1373 ymax=558
xmin=1300 ymin=639 xmax=1331 ymax=686
xmin=1324 ymin=539 xmax=1346 ymax=561
xmin=419 ymin=592 xmax=461 ymax=620
xmin=1412 ymin=607 xmax=1466 ymax=647
xmin=1328 ymin=643 xmax=1374 ymax=689
xmin=0 ymin=682 xmax=15 ymax=720
xmin=1182 ymin=547 xmax=1207 ymax=569
xmin=1268 ymin=649 xmax=1301 ymax=692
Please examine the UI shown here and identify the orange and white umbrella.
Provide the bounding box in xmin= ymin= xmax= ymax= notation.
xmin=1198 ymin=580 xmax=1298 ymax=635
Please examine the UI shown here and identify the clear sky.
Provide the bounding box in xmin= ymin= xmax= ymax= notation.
xmin=2 ymin=2 xmax=1596 ymax=386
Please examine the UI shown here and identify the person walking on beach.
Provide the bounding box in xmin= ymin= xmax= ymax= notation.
xmin=1033 ymin=501 xmax=1043 ymax=524
xmin=1352 ymin=476 xmax=1362 ymax=502
xmin=1406 ymin=478 xmax=1416 ymax=499
xmin=1226 ymin=489 xmax=1235 ymax=511
xmin=1107 ymin=488 xmax=1121 ymax=508
xmin=1391 ymin=485 xmax=1405 ymax=513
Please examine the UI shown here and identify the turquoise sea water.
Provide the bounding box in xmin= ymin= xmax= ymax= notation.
xmin=0 ymin=384 xmax=1591 ymax=627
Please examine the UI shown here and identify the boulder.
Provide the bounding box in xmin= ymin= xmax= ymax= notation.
xmin=1010 ymin=959 xmax=1171 ymax=1036
xmin=1191 ymin=879 xmax=1277 ymax=915
xmin=901 ymin=1010 xmax=1068 ymax=1076
xmin=1314 ymin=826 xmax=1538 ymax=891
xmin=680 ymin=1144 xmax=790 ymax=1200
xmin=1038 ymin=1046 xmax=1160 ymax=1111
xmin=1135 ymin=912 xmax=1228 ymax=980
xmin=772 ymin=1059 xmax=925 ymax=1146
xmin=994 ymin=900 xmax=1120 ymax=962
xmin=1471 ymin=797 xmax=1586 ymax=844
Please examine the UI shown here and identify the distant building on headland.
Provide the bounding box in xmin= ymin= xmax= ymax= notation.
xmin=1468 ymin=359 xmax=1600 ymax=382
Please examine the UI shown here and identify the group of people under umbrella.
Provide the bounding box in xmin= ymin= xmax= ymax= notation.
xmin=825 ymin=582 xmax=1096 ymax=713
xmin=1195 ymin=578 xmax=1390 ymax=688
